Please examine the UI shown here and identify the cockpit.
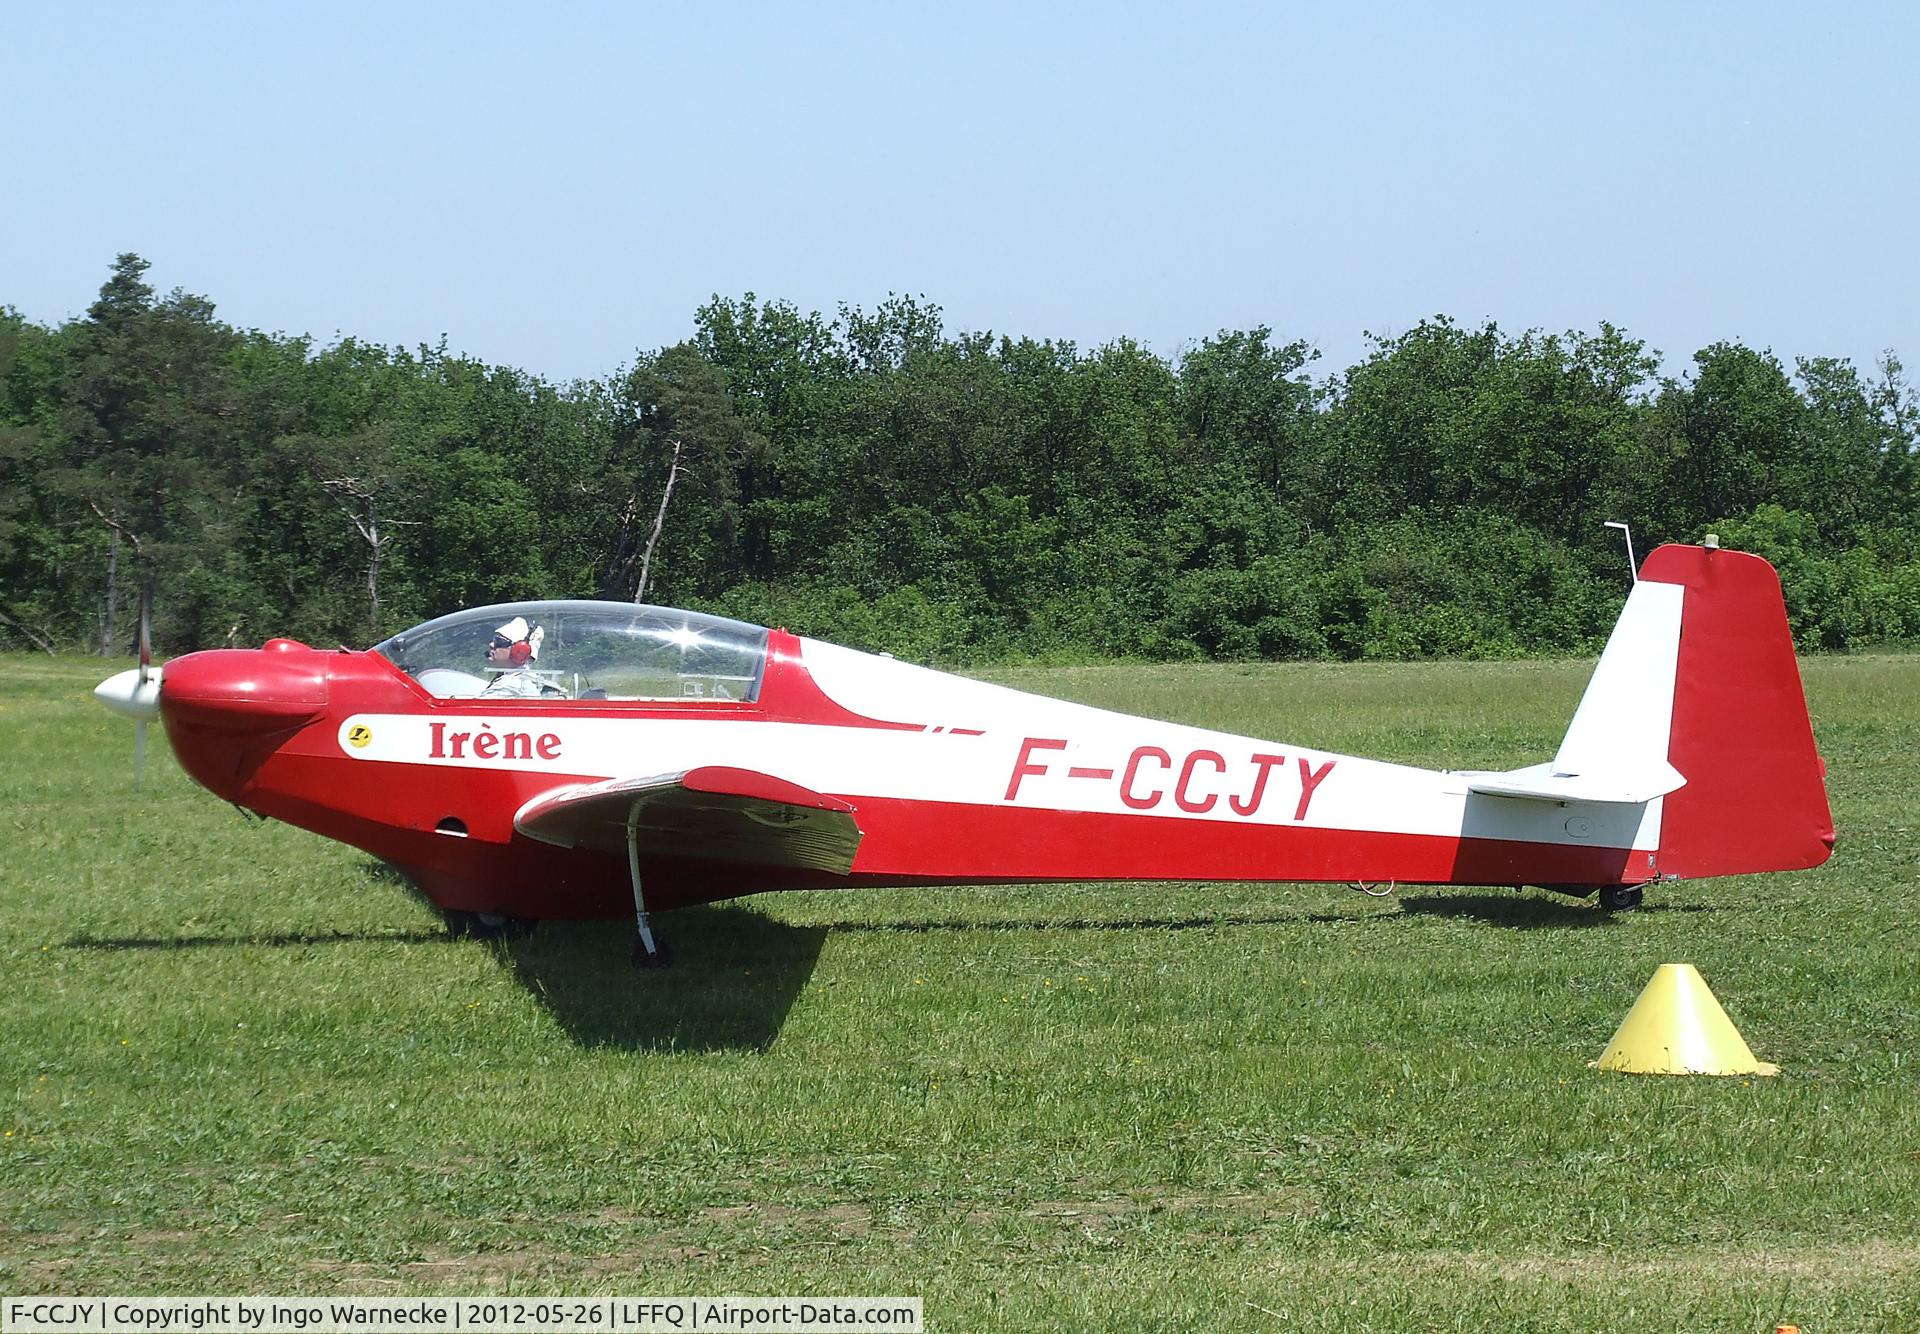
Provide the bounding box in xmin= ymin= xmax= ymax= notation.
xmin=371 ymin=602 xmax=771 ymax=703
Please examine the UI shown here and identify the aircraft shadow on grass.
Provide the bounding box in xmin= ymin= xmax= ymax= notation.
xmin=61 ymin=868 xmax=1717 ymax=1055
xmin=493 ymin=908 xmax=826 ymax=1054
xmin=380 ymin=861 xmax=831 ymax=1055
xmin=505 ymin=887 xmax=1726 ymax=1050
xmin=1393 ymin=890 xmax=1720 ymax=927
xmin=59 ymin=905 xmax=827 ymax=1056
xmin=492 ymin=901 xmax=1382 ymax=1051
xmin=62 ymin=927 xmax=453 ymax=950
xmin=785 ymin=907 xmax=1357 ymax=934
xmin=1392 ymin=891 xmax=1615 ymax=928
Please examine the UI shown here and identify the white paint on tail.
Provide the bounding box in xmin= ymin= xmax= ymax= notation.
xmin=1554 ymin=579 xmax=1684 ymax=787
xmin=1458 ymin=578 xmax=1686 ymax=809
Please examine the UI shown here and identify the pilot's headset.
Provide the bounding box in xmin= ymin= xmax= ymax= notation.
xmin=491 ymin=617 xmax=543 ymax=665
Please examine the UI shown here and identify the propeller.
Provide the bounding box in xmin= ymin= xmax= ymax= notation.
xmin=135 ymin=589 xmax=152 ymax=780
xmin=92 ymin=583 xmax=163 ymax=781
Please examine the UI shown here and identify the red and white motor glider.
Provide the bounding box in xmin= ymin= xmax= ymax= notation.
xmin=94 ymin=542 xmax=1833 ymax=966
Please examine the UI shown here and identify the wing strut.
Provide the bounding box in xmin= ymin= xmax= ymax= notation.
xmin=627 ymin=801 xmax=668 ymax=968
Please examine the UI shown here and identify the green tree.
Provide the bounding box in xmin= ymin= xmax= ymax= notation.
xmin=59 ymin=254 xmax=248 ymax=651
xmin=611 ymin=343 xmax=764 ymax=602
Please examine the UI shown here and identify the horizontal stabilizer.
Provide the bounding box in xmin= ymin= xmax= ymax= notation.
xmin=1461 ymin=760 xmax=1685 ymax=805
xmin=515 ymin=765 xmax=862 ymax=874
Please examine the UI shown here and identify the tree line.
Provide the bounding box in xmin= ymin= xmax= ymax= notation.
xmin=2 ymin=253 xmax=1915 ymax=664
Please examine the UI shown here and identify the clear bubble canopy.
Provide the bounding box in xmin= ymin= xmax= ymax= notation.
xmin=372 ymin=601 xmax=770 ymax=702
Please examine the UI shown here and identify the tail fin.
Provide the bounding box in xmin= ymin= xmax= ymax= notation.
xmin=1469 ymin=542 xmax=1833 ymax=879
xmin=1643 ymin=543 xmax=1834 ymax=878
xmin=1547 ymin=571 xmax=1688 ymax=803
xmin=1466 ymin=574 xmax=1686 ymax=804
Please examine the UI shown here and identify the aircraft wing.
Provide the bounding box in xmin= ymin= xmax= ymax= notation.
xmin=513 ymin=766 xmax=862 ymax=874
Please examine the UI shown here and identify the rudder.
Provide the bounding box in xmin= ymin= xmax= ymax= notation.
xmin=1648 ymin=543 xmax=1835 ymax=879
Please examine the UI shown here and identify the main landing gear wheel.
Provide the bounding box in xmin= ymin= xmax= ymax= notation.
xmin=630 ymin=935 xmax=673 ymax=969
xmin=1597 ymin=886 xmax=1645 ymax=912
xmin=445 ymin=910 xmax=538 ymax=940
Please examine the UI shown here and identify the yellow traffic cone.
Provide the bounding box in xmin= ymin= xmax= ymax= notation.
xmin=1591 ymin=963 xmax=1779 ymax=1076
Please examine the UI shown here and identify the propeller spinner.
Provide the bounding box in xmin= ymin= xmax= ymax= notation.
xmin=92 ymin=588 xmax=161 ymax=779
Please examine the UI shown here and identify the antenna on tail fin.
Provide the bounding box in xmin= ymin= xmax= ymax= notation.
xmin=1603 ymin=520 xmax=1639 ymax=583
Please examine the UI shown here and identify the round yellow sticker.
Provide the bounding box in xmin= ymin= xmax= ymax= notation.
xmin=346 ymin=724 xmax=372 ymax=749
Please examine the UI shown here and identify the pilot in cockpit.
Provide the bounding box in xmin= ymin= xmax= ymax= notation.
xmin=481 ymin=616 xmax=563 ymax=698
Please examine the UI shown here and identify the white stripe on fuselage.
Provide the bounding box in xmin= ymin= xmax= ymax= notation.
xmin=335 ymin=688 xmax=1659 ymax=853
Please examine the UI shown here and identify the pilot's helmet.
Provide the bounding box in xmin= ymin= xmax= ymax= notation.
xmin=488 ymin=616 xmax=543 ymax=666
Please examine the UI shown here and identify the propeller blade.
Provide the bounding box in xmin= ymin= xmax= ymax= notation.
xmin=137 ymin=586 xmax=152 ymax=687
xmin=97 ymin=584 xmax=161 ymax=784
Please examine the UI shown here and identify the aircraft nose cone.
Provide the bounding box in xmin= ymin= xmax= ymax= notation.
xmin=160 ymin=648 xmax=330 ymax=731
xmin=94 ymin=666 xmax=164 ymax=721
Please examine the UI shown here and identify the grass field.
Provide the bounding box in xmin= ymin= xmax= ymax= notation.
xmin=2 ymin=652 xmax=1916 ymax=1331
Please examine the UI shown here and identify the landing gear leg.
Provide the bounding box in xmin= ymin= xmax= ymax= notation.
xmin=1597 ymin=885 xmax=1645 ymax=911
xmin=627 ymin=802 xmax=671 ymax=968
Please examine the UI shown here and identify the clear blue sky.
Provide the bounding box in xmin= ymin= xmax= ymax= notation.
xmin=4 ymin=1 xmax=1915 ymax=385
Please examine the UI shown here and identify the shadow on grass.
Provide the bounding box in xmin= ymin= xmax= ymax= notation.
xmin=1395 ymin=891 xmax=1610 ymax=928
xmin=363 ymin=859 xmax=827 ymax=1051
xmin=786 ymin=908 xmax=1368 ymax=934
xmin=1394 ymin=890 xmax=1723 ymax=927
xmin=62 ymin=906 xmax=826 ymax=1055
xmin=63 ymin=928 xmax=453 ymax=950
xmin=494 ymin=905 xmax=826 ymax=1053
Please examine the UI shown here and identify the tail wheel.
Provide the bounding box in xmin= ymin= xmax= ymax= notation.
xmin=1597 ymin=885 xmax=1645 ymax=911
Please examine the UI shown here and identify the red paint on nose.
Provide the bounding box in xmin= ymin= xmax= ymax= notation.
xmin=160 ymin=647 xmax=332 ymax=802
xmin=161 ymin=648 xmax=330 ymax=732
